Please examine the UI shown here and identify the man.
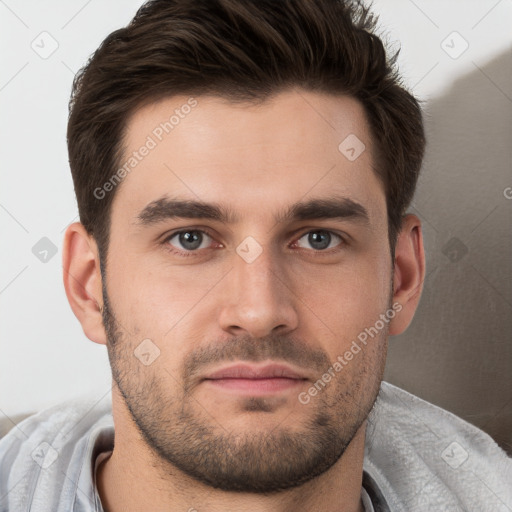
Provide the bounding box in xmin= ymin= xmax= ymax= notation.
xmin=0 ymin=0 xmax=510 ymax=510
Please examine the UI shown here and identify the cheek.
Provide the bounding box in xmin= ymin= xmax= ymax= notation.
xmin=294 ymin=248 xmax=391 ymax=351
xmin=107 ymin=251 xmax=224 ymax=355
xmin=108 ymin=247 xmax=184 ymax=310
xmin=292 ymin=246 xmax=391 ymax=314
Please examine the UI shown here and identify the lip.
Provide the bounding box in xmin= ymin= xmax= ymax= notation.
xmin=204 ymin=363 xmax=308 ymax=380
xmin=202 ymin=363 xmax=308 ymax=396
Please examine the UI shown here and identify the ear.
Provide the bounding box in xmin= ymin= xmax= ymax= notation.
xmin=62 ymin=222 xmax=107 ymax=345
xmin=388 ymin=214 xmax=426 ymax=336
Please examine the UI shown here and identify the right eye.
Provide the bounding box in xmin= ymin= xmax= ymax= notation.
xmin=165 ymin=229 xmax=215 ymax=252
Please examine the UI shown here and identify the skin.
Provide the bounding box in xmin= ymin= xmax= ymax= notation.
xmin=63 ymin=89 xmax=425 ymax=512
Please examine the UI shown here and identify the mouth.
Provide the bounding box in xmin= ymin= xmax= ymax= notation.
xmin=202 ymin=362 xmax=309 ymax=395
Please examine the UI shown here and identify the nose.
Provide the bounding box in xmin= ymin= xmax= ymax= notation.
xmin=218 ymin=246 xmax=299 ymax=338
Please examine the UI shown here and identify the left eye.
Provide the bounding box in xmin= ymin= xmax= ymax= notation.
xmin=295 ymin=230 xmax=343 ymax=251
xmin=167 ymin=230 xmax=213 ymax=251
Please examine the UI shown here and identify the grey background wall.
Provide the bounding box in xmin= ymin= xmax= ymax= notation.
xmin=385 ymin=48 xmax=512 ymax=454
xmin=1 ymin=1 xmax=511 ymax=452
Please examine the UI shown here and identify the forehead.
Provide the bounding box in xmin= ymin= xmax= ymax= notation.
xmin=112 ymin=89 xmax=386 ymax=226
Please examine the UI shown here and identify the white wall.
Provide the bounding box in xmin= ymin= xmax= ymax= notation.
xmin=1 ymin=0 xmax=511 ymax=447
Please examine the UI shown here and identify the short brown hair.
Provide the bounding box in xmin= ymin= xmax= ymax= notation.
xmin=67 ymin=0 xmax=425 ymax=264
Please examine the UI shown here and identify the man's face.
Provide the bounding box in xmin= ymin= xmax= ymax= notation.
xmin=101 ymin=89 xmax=392 ymax=492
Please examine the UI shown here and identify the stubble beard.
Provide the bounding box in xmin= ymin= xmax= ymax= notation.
xmin=101 ymin=285 xmax=387 ymax=493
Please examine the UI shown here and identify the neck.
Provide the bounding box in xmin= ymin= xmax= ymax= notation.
xmin=97 ymin=388 xmax=367 ymax=512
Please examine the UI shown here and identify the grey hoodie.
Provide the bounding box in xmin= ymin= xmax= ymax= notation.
xmin=0 ymin=381 xmax=510 ymax=511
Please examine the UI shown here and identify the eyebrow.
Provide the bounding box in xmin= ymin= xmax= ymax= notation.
xmin=135 ymin=196 xmax=370 ymax=227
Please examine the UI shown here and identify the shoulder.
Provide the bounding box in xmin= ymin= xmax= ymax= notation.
xmin=0 ymin=397 xmax=113 ymax=511
xmin=364 ymin=381 xmax=512 ymax=511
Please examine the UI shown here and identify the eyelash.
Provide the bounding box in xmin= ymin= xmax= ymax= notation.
xmin=162 ymin=228 xmax=219 ymax=258
xmin=161 ymin=228 xmax=347 ymax=258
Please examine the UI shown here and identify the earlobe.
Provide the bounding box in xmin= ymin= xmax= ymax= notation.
xmin=62 ymin=222 xmax=107 ymax=345
xmin=388 ymin=214 xmax=426 ymax=336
